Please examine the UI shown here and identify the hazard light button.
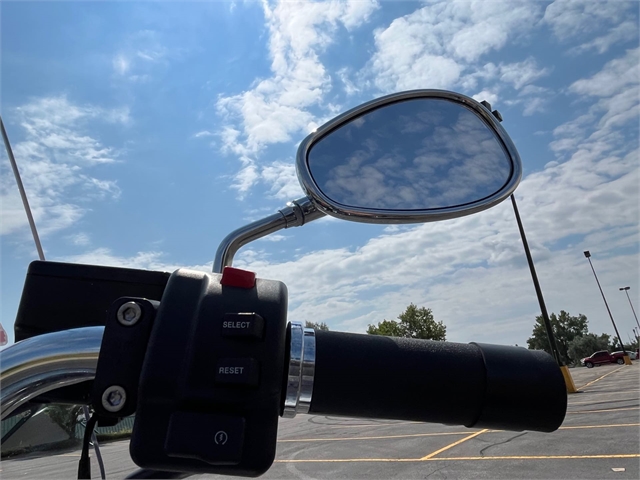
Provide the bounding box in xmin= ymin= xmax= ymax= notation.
xmin=221 ymin=267 xmax=256 ymax=289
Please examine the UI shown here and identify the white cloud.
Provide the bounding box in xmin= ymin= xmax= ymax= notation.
xmin=257 ymin=233 xmax=289 ymax=242
xmin=217 ymin=90 xmax=315 ymax=153
xmin=521 ymin=96 xmax=548 ymax=116
xmin=560 ymin=49 xmax=640 ymax=153
xmin=112 ymin=55 xmax=130 ymax=75
xmin=544 ymin=0 xmax=634 ymax=41
xmin=216 ymin=0 xmax=380 ymax=196
xmin=54 ymin=248 xmax=216 ymax=279
xmin=69 ymin=232 xmax=91 ymax=247
xmin=498 ymin=58 xmax=551 ymax=90
xmin=337 ymin=67 xmax=360 ymax=96
xmin=569 ymin=20 xmax=639 ymax=55
xmin=1 ymin=96 xmax=127 ymax=237
xmin=230 ymin=159 xmax=303 ymax=200
xmin=193 ymin=130 xmax=215 ymax=139
xmin=57 ymin=248 xmax=171 ymax=271
xmin=111 ymin=30 xmax=173 ymax=81
xmin=218 ymin=126 xmax=251 ymax=157
xmin=447 ymin=1 xmax=542 ymax=61
xmin=260 ymin=161 xmax=304 ymax=200
xmin=570 ymin=47 xmax=639 ymax=98
xmin=233 ymin=162 xmax=260 ymax=197
xmin=341 ymin=0 xmax=379 ymax=30
xmin=365 ymin=0 xmax=543 ymax=93
xmin=472 ymin=90 xmax=498 ymax=107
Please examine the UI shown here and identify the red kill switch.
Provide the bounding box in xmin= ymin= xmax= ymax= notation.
xmin=221 ymin=266 xmax=256 ymax=289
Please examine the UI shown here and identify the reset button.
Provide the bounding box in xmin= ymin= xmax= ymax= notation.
xmin=216 ymin=358 xmax=259 ymax=387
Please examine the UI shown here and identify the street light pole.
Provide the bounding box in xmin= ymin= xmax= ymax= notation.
xmin=619 ymin=286 xmax=640 ymax=330
xmin=583 ymin=251 xmax=629 ymax=363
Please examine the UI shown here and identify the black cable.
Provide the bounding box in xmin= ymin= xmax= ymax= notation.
xmin=78 ymin=413 xmax=99 ymax=479
xmin=82 ymin=405 xmax=106 ymax=479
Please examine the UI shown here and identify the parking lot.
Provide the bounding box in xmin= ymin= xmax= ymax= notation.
xmin=1 ymin=362 xmax=638 ymax=479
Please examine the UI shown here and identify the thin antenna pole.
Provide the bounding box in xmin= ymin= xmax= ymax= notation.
xmin=1 ymin=115 xmax=45 ymax=260
xmin=510 ymin=194 xmax=563 ymax=366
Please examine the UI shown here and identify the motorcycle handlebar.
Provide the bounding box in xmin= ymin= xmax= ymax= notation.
xmin=289 ymin=329 xmax=567 ymax=433
xmin=1 ymin=325 xmax=567 ymax=434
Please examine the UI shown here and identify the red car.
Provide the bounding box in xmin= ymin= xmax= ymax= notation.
xmin=581 ymin=350 xmax=626 ymax=368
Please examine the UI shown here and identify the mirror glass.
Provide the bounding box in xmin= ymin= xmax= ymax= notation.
xmin=307 ymin=98 xmax=512 ymax=211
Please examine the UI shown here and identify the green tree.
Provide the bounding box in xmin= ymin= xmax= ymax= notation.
xmin=526 ymin=311 xmax=588 ymax=364
xmin=609 ymin=338 xmax=636 ymax=352
xmin=366 ymin=319 xmax=405 ymax=337
xmin=305 ymin=321 xmax=330 ymax=331
xmin=367 ymin=304 xmax=446 ymax=340
xmin=45 ymin=405 xmax=84 ymax=439
xmin=567 ymin=333 xmax=611 ymax=365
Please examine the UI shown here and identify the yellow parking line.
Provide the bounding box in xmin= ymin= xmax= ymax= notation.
xmin=279 ymin=431 xmax=470 ymax=443
xmin=420 ymin=429 xmax=488 ymax=460
xmin=322 ymin=422 xmax=420 ymax=429
xmin=566 ymin=406 xmax=639 ymax=414
xmin=571 ymin=390 xmax=639 ymax=398
xmin=435 ymin=454 xmax=640 ymax=461
xmin=275 ymin=453 xmax=640 ymax=463
xmin=569 ymin=397 xmax=638 ymax=405
xmin=559 ymin=423 xmax=640 ymax=429
xmin=577 ymin=366 xmax=627 ymax=390
xmin=280 ymin=423 xmax=640 ymax=443
xmin=276 ymin=458 xmax=417 ymax=463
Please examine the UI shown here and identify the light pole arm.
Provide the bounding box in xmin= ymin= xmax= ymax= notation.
xmin=624 ymin=290 xmax=640 ymax=329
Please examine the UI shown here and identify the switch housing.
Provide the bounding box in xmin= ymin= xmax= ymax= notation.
xmin=130 ymin=268 xmax=288 ymax=476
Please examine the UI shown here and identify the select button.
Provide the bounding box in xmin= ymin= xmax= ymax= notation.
xmin=222 ymin=313 xmax=264 ymax=339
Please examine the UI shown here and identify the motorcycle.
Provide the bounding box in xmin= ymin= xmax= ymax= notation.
xmin=0 ymin=89 xmax=567 ymax=478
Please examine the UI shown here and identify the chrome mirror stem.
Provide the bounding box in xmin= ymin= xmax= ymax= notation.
xmin=213 ymin=196 xmax=324 ymax=273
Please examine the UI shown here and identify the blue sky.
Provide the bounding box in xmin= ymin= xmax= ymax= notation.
xmin=1 ymin=0 xmax=638 ymax=348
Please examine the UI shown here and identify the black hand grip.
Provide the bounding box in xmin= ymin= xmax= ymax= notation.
xmin=309 ymin=331 xmax=567 ymax=432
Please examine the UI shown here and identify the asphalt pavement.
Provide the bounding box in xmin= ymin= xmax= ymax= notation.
xmin=1 ymin=362 xmax=638 ymax=479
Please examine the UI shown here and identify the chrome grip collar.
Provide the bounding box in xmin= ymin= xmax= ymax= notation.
xmin=283 ymin=322 xmax=316 ymax=418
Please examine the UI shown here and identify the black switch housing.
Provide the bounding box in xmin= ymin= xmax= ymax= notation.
xmin=130 ymin=269 xmax=288 ymax=477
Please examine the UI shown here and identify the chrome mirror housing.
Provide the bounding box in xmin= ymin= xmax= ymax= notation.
xmin=296 ymin=89 xmax=522 ymax=224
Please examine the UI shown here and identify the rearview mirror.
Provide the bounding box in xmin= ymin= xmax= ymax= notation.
xmin=296 ymin=90 xmax=522 ymax=223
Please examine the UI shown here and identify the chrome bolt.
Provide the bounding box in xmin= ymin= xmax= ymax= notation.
xmin=117 ymin=301 xmax=142 ymax=326
xmin=101 ymin=385 xmax=127 ymax=413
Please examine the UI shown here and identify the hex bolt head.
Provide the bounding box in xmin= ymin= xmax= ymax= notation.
xmin=492 ymin=110 xmax=503 ymax=122
xmin=102 ymin=385 xmax=127 ymax=413
xmin=117 ymin=301 xmax=142 ymax=326
xmin=480 ymin=100 xmax=492 ymax=111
